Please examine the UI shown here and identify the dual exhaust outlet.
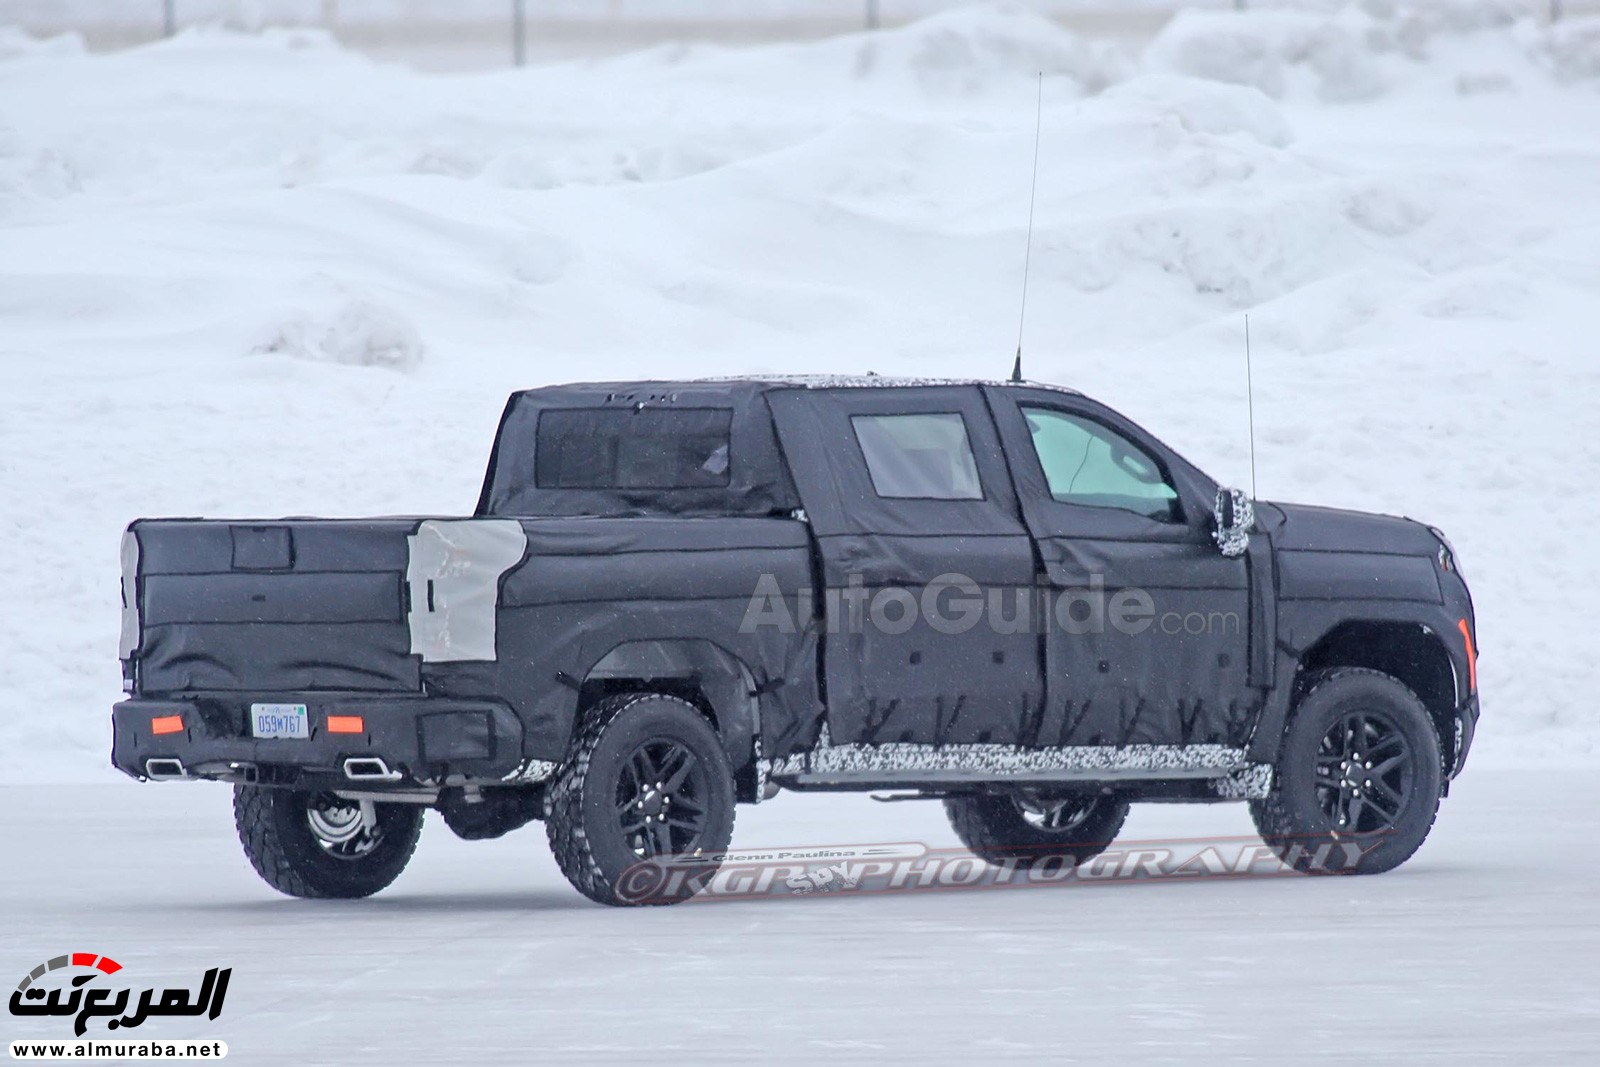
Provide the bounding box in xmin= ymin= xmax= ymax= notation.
xmin=143 ymin=756 xmax=402 ymax=783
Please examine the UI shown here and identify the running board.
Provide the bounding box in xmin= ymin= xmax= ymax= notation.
xmin=766 ymin=730 xmax=1270 ymax=797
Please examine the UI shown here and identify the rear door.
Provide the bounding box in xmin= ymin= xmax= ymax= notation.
xmin=985 ymin=387 xmax=1254 ymax=748
xmin=768 ymin=386 xmax=1041 ymax=746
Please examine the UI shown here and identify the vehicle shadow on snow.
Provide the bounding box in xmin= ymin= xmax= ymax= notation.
xmin=171 ymin=861 xmax=1472 ymax=918
xmin=184 ymin=888 xmax=595 ymax=915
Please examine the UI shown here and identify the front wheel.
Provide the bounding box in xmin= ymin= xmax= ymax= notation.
xmin=1251 ymin=668 xmax=1443 ymax=875
xmin=233 ymin=786 xmax=423 ymax=899
xmin=945 ymin=790 xmax=1129 ymax=870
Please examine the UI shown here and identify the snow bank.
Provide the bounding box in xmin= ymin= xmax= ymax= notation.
xmin=253 ymin=282 xmax=426 ymax=370
xmin=1 ymin=3 xmax=1598 ymax=779
xmin=0 ymin=26 xmax=84 ymax=60
xmin=1145 ymin=2 xmax=1600 ymax=101
xmin=1145 ymin=8 xmax=1389 ymax=101
xmin=1542 ymin=15 xmax=1600 ymax=81
xmin=837 ymin=5 xmax=1132 ymax=95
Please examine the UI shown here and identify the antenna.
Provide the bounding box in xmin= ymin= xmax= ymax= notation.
xmin=1244 ymin=314 xmax=1259 ymax=499
xmin=1012 ymin=71 xmax=1044 ymax=384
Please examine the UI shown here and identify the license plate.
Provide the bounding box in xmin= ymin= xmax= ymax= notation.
xmin=251 ymin=703 xmax=309 ymax=740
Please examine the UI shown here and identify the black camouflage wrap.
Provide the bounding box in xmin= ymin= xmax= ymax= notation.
xmin=112 ymin=378 xmax=1479 ymax=794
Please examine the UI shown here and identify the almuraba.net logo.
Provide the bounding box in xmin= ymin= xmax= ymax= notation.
xmin=9 ymin=952 xmax=230 ymax=1037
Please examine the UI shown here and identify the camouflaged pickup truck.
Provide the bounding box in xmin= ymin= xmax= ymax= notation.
xmin=113 ymin=378 xmax=1479 ymax=905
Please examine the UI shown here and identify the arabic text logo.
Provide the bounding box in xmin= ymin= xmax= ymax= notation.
xmin=9 ymin=953 xmax=230 ymax=1037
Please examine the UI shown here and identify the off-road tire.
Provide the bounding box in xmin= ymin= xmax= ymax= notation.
xmin=233 ymin=785 xmax=423 ymax=899
xmin=1251 ymin=668 xmax=1443 ymax=876
xmin=545 ymin=693 xmax=736 ymax=907
xmin=945 ymin=791 xmax=1129 ymax=870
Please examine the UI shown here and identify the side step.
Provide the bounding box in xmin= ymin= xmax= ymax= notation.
xmin=766 ymin=729 xmax=1270 ymax=797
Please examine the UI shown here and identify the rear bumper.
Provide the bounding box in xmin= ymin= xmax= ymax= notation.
xmin=111 ymin=694 xmax=525 ymax=790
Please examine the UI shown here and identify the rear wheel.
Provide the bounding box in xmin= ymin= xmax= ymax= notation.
xmin=945 ymin=789 xmax=1128 ymax=870
xmin=1251 ymin=668 xmax=1443 ymax=875
xmin=233 ymin=786 xmax=423 ymax=899
xmin=544 ymin=693 xmax=736 ymax=907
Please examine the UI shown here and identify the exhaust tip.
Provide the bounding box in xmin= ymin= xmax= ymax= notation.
xmin=343 ymin=757 xmax=402 ymax=782
xmin=144 ymin=758 xmax=188 ymax=781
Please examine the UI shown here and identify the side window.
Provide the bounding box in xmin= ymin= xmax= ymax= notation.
xmin=851 ymin=413 xmax=983 ymax=500
xmin=1021 ymin=406 xmax=1181 ymax=522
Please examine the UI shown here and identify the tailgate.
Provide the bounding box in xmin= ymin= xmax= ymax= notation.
xmin=126 ymin=519 xmax=423 ymax=692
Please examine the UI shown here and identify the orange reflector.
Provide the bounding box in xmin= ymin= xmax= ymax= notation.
xmin=150 ymin=715 xmax=184 ymax=736
xmin=1457 ymin=618 xmax=1478 ymax=692
xmin=326 ymin=715 xmax=365 ymax=734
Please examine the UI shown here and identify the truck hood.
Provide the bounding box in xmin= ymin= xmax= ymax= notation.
xmin=1255 ymin=501 xmax=1439 ymax=556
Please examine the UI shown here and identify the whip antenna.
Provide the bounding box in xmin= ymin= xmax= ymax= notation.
xmin=1012 ymin=71 xmax=1044 ymax=383
xmin=1245 ymin=314 xmax=1259 ymax=499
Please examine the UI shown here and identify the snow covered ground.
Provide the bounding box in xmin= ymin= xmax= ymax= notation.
xmin=2 ymin=3 xmax=1598 ymax=780
xmin=5 ymin=771 xmax=1598 ymax=1062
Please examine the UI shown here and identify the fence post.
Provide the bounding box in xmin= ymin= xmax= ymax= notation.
xmin=866 ymin=0 xmax=879 ymax=31
xmin=1551 ymin=0 xmax=1563 ymax=22
xmin=512 ymin=0 xmax=526 ymax=67
xmin=162 ymin=0 xmax=176 ymax=37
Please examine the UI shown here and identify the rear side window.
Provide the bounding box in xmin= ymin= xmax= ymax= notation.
xmin=535 ymin=407 xmax=732 ymax=489
xmin=851 ymin=413 xmax=983 ymax=500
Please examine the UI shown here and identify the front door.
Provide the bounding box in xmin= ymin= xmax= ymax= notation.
xmin=768 ymin=386 xmax=1041 ymax=747
xmin=987 ymin=388 xmax=1255 ymax=748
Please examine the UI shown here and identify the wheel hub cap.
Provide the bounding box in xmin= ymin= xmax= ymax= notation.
xmin=616 ymin=739 xmax=708 ymax=860
xmin=1015 ymin=791 xmax=1096 ymax=834
xmin=1315 ymin=712 xmax=1413 ymax=835
xmin=306 ymin=795 xmax=382 ymax=860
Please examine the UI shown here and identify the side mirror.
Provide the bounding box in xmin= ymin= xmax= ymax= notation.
xmin=1213 ymin=487 xmax=1255 ymax=558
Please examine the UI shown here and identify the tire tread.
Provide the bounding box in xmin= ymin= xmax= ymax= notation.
xmin=544 ymin=693 xmax=736 ymax=907
xmin=1250 ymin=667 xmax=1442 ymax=875
xmin=233 ymin=785 xmax=422 ymax=899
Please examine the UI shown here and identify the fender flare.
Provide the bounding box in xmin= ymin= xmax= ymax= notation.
xmin=581 ymin=639 xmax=763 ymax=772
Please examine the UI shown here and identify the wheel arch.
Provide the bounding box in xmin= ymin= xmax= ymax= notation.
xmin=580 ymin=639 xmax=761 ymax=800
xmin=1284 ymin=620 xmax=1458 ymax=770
